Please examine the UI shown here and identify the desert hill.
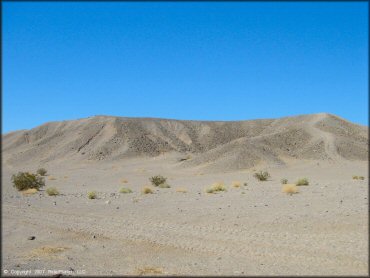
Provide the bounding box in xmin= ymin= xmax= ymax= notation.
xmin=3 ymin=113 xmax=368 ymax=170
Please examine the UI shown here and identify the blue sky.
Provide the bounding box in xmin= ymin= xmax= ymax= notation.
xmin=3 ymin=2 xmax=368 ymax=133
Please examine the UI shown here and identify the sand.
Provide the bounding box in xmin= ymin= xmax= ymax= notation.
xmin=2 ymin=113 xmax=368 ymax=276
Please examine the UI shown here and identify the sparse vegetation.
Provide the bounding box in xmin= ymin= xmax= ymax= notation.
xmin=243 ymin=182 xmax=248 ymax=186
xmin=176 ymin=188 xmax=187 ymax=193
xmin=36 ymin=168 xmax=48 ymax=176
xmin=136 ymin=267 xmax=163 ymax=275
xmin=296 ymin=178 xmax=309 ymax=186
xmin=254 ymin=171 xmax=270 ymax=181
xmin=206 ymin=182 xmax=227 ymax=194
xmin=87 ymin=191 xmax=97 ymax=199
xmin=352 ymin=175 xmax=359 ymax=180
xmin=142 ymin=186 xmax=154 ymax=194
xmin=21 ymin=188 xmax=38 ymax=195
xmin=353 ymin=175 xmax=364 ymax=180
xmin=359 ymin=176 xmax=365 ymax=180
xmin=119 ymin=187 xmax=133 ymax=194
xmin=150 ymin=175 xmax=167 ymax=187
xmin=120 ymin=178 xmax=128 ymax=184
xmin=281 ymin=178 xmax=288 ymax=184
xmin=48 ymin=176 xmax=57 ymax=181
xmin=282 ymin=184 xmax=299 ymax=195
xmin=11 ymin=172 xmax=45 ymax=191
xmin=46 ymin=187 xmax=60 ymax=196
xmin=232 ymin=181 xmax=241 ymax=188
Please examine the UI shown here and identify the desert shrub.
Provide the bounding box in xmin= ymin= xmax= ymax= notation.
xmin=176 ymin=188 xmax=187 ymax=193
xmin=359 ymin=176 xmax=365 ymax=180
xmin=142 ymin=186 xmax=154 ymax=194
xmin=243 ymin=182 xmax=248 ymax=186
xmin=11 ymin=172 xmax=45 ymax=191
xmin=150 ymin=175 xmax=167 ymax=187
xmin=158 ymin=183 xmax=171 ymax=188
xmin=282 ymin=184 xmax=299 ymax=195
xmin=206 ymin=182 xmax=227 ymax=194
xmin=119 ymin=187 xmax=133 ymax=194
xmin=281 ymin=178 xmax=288 ymax=184
xmin=48 ymin=176 xmax=57 ymax=180
xmin=352 ymin=175 xmax=359 ymax=180
xmin=36 ymin=168 xmax=48 ymax=176
xmin=254 ymin=171 xmax=270 ymax=181
xmin=46 ymin=187 xmax=59 ymax=196
xmin=232 ymin=181 xmax=241 ymax=188
xmin=87 ymin=191 xmax=97 ymax=199
xmin=296 ymin=178 xmax=309 ymax=186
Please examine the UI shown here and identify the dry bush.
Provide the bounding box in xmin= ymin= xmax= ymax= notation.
xmin=176 ymin=188 xmax=187 ymax=193
xmin=142 ymin=186 xmax=154 ymax=194
xmin=158 ymin=183 xmax=171 ymax=188
xmin=136 ymin=267 xmax=163 ymax=275
xmin=22 ymin=188 xmax=38 ymax=195
xmin=281 ymin=178 xmax=288 ymax=184
xmin=12 ymin=172 xmax=45 ymax=191
xmin=232 ymin=181 xmax=241 ymax=188
xmin=46 ymin=187 xmax=59 ymax=196
xmin=282 ymin=184 xmax=299 ymax=195
xmin=296 ymin=178 xmax=309 ymax=186
xmin=206 ymin=182 xmax=227 ymax=194
xmin=119 ymin=187 xmax=133 ymax=194
xmin=48 ymin=176 xmax=57 ymax=181
xmin=150 ymin=175 xmax=167 ymax=187
xmin=359 ymin=176 xmax=365 ymax=180
xmin=87 ymin=191 xmax=97 ymax=199
xmin=36 ymin=168 xmax=48 ymax=176
xmin=254 ymin=171 xmax=270 ymax=181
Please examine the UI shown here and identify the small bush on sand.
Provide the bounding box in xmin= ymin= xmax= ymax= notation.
xmin=119 ymin=187 xmax=133 ymax=194
xmin=176 ymin=188 xmax=187 ymax=193
xmin=359 ymin=176 xmax=365 ymax=180
xmin=48 ymin=176 xmax=57 ymax=181
xmin=22 ymin=188 xmax=38 ymax=195
xmin=142 ymin=186 xmax=154 ymax=194
xmin=36 ymin=168 xmax=48 ymax=176
xmin=352 ymin=175 xmax=359 ymax=180
xmin=281 ymin=178 xmax=288 ymax=184
xmin=87 ymin=191 xmax=97 ymax=199
xmin=158 ymin=183 xmax=171 ymax=188
xmin=296 ymin=178 xmax=309 ymax=186
xmin=12 ymin=172 xmax=45 ymax=191
xmin=150 ymin=175 xmax=167 ymax=187
xmin=254 ymin=171 xmax=270 ymax=181
xmin=46 ymin=187 xmax=59 ymax=196
xmin=206 ymin=182 xmax=227 ymax=194
xmin=232 ymin=181 xmax=241 ymax=188
xmin=282 ymin=184 xmax=299 ymax=195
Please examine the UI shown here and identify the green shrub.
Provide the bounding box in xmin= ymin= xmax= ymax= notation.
xmin=119 ymin=187 xmax=133 ymax=194
xmin=150 ymin=175 xmax=167 ymax=187
xmin=36 ymin=168 xmax=48 ymax=176
xmin=254 ymin=171 xmax=270 ymax=181
xmin=11 ymin=172 xmax=45 ymax=191
xmin=281 ymin=178 xmax=288 ymax=184
xmin=87 ymin=191 xmax=97 ymax=199
xmin=296 ymin=178 xmax=309 ymax=186
xmin=46 ymin=187 xmax=59 ymax=196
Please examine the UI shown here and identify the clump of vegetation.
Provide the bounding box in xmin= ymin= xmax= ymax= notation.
xmin=282 ymin=184 xmax=299 ymax=195
xmin=176 ymin=188 xmax=187 ymax=193
xmin=254 ymin=171 xmax=270 ymax=181
xmin=243 ymin=182 xmax=248 ymax=186
xmin=142 ymin=186 xmax=154 ymax=194
xmin=119 ymin=187 xmax=133 ymax=194
xmin=359 ymin=176 xmax=365 ymax=180
xmin=206 ymin=182 xmax=227 ymax=194
xmin=353 ymin=175 xmax=364 ymax=180
xmin=11 ymin=172 xmax=45 ymax=191
xmin=87 ymin=191 xmax=97 ymax=199
xmin=232 ymin=181 xmax=241 ymax=188
xmin=22 ymin=188 xmax=38 ymax=195
xmin=46 ymin=187 xmax=60 ymax=196
xmin=281 ymin=178 xmax=288 ymax=184
xmin=295 ymin=178 xmax=309 ymax=186
xmin=352 ymin=175 xmax=359 ymax=180
xmin=48 ymin=176 xmax=57 ymax=181
xmin=36 ymin=168 xmax=48 ymax=176
xmin=150 ymin=175 xmax=167 ymax=187
xmin=158 ymin=183 xmax=171 ymax=188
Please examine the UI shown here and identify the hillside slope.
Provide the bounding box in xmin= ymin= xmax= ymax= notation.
xmin=3 ymin=113 xmax=368 ymax=170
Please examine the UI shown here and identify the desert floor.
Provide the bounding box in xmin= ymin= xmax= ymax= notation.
xmin=2 ymin=156 xmax=368 ymax=276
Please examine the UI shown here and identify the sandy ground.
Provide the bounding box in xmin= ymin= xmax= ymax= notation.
xmin=1 ymin=155 xmax=368 ymax=276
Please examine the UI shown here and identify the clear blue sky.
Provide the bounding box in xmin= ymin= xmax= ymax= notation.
xmin=3 ymin=2 xmax=368 ymax=133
